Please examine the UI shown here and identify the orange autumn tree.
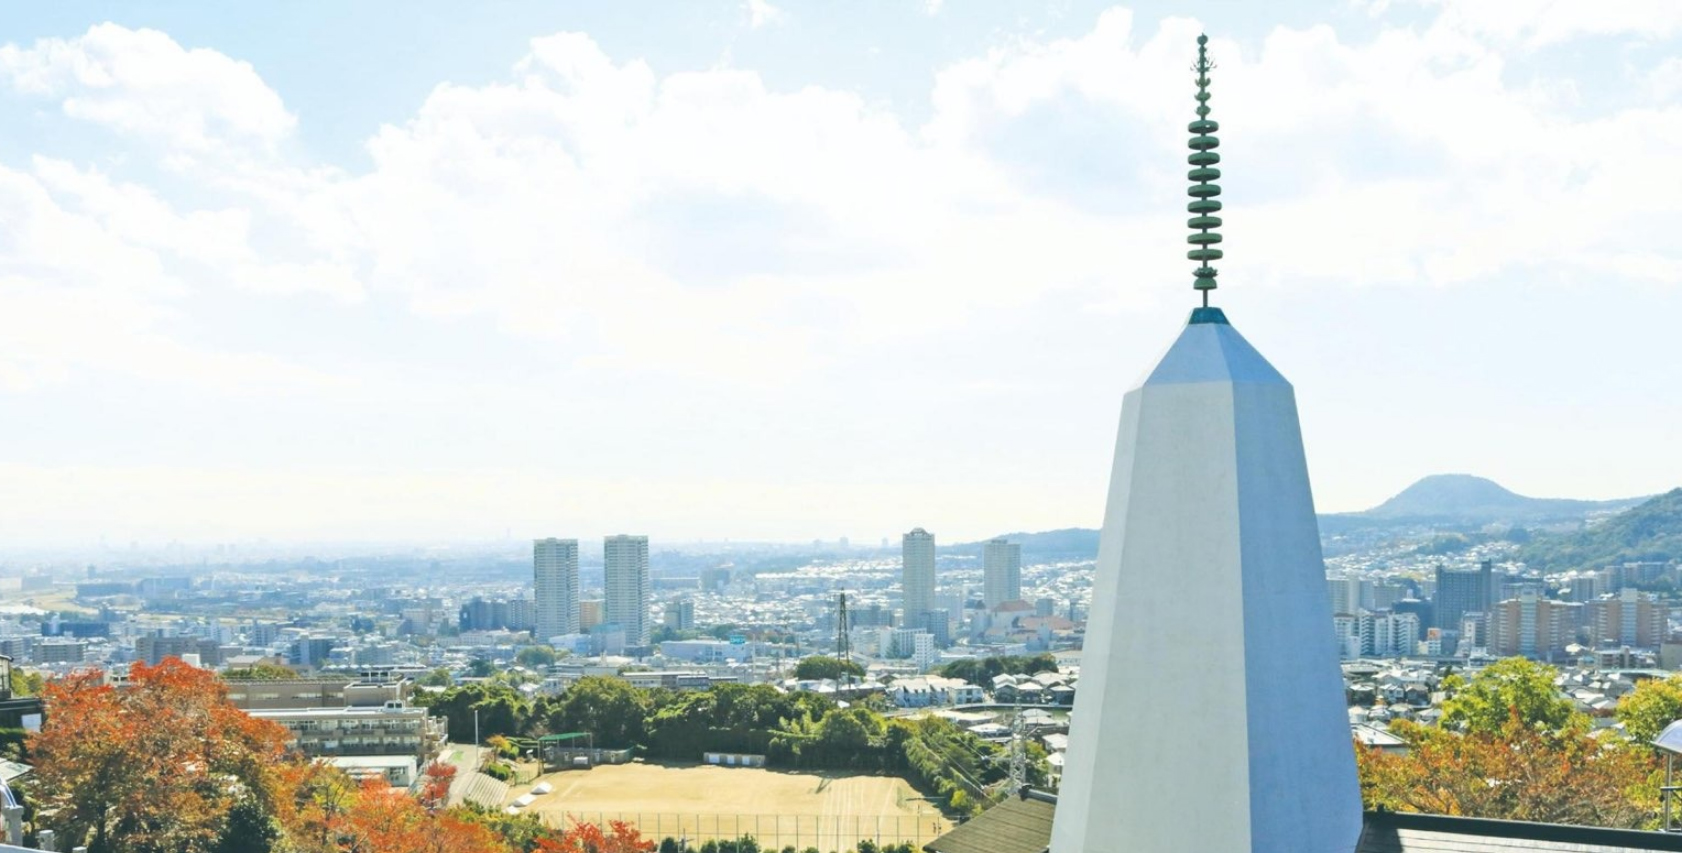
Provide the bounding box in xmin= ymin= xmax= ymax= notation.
xmin=293 ymin=778 xmax=508 ymax=853
xmin=535 ymin=820 xmax=655 ymax=853
xmin=1357 ymin=712 xmax=1658 ymax=828
xmin=30 ymin=658 xmax=292 ymax=853
xmin=418 ymin=762 xmax=459 ymax=811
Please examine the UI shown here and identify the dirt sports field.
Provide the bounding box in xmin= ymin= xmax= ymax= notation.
xmin=509 ymin=761 xmax=949 ymax=849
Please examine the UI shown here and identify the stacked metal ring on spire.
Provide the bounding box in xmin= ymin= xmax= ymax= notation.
xmin=1188 ymin=34 xmax=1222 ymax=297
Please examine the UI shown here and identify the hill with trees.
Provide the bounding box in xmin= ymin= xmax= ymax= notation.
xmin=1518 ymin=488 xmax=1682 ymax=572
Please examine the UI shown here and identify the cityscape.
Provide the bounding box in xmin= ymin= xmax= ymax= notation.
xmin=1 ymin=2 xmax=1681 ymax=853
xmin=0 ymin=472 xmax=1679 ymax=850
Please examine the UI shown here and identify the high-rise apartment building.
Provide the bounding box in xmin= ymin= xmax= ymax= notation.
xmin=1433 ymin=560 xmax=1497 ymax=630
xmin=1488 ymin=590 xmax=1581 ymax=659
xmin=1589 ymin=587 xmax=1666 ymax=648
xmin=1561 ymin=573 xmax=1606 ymax=603
xmin=579 ymin=599 xmax=604 ymax=631
xmin=605 ymin=535 xmax=651 ymax=646
xmin=1327 ymin=577 xmax=1366 ymax=615
xmin=663 ymin=598 xmax=695 ymax=631
xmin=533 ymin=538 xmax=580 ymax=641
xmin=902 ymin=528 xmax=936 ymax=619
xmin=983 ymin=538 xmax=1022 ymax=609
xmin=1331 ymin=611 xmax=1421 ymax=659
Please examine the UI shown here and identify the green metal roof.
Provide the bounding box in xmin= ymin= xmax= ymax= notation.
xmin=537 ymin=732 xmax=590 ymax=742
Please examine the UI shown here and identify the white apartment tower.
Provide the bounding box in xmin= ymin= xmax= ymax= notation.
xmin=533 ymin=538 xmax=579 ymax=641
xmin=604 ymin=534 xmax=651 ymax=646
xmin=982 ymin=538 xmax=1022 ymax=609
xmin=901 ymin=528 xmax=936 ymax=619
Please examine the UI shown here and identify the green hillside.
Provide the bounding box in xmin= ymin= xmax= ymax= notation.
xmin=1519 ymin=488 xmax=1682 ymax=571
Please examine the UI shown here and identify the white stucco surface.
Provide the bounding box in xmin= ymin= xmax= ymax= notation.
xmin=1049 ymin=317 xmax=1361 ymax=853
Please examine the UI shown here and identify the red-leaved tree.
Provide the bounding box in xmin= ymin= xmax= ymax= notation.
xmin=29 ymin=659 xmax=292 ymax=853
xmin=535 ymin=819 xmax=656 ymax=853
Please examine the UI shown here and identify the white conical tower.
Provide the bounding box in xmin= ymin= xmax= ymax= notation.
xmin=1048 ymin=35 xmax=1361 ymax=853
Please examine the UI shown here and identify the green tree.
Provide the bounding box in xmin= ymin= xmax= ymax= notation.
xmin=419 ymin=667 xmax=455 ymax=688
xmin=818 ymin=707 xmax=881 ymax=755
xmin=212 ymin=796 xmax=280 ymax=853
xmin=453 ymin=802 xmax=555 ymax=852
xmin=515 ymin=646 xmax=559 ymax=669
xmin=1439 ymin=657 xmax=1577 ymax=735
xmin=1617 ymin=675 xmax=1682 ymax=743
xmin=934 ymin=653 xmax=1058 ymax=686
xmin=422 ymin=683 xmax=530 ymax=743
xmin=536 ymin=676 xmax=656 ymax=748
xmin=9 ymin=667 xmax=44 ymax=697
xmin=792 ymin=656 xmax=865 ymax=681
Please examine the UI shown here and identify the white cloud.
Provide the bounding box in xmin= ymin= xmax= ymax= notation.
xmin=920 ymin=10 xmax=1682 ymax=295
xmin=1 ymin=12 xmax=1680 ymax=539
xmin=746 ymin=0 xmax=786 ymax=29
xmin=1405 ymin=0 xmax=1682 ymax=48
xmin=0 ymin=154 xmax=353 ymax=390
xmin=4 ymin=14 xmax=1678 ymax=391
xmin=1651 ymin=56 xmax=1682 ymax=100
xmin=0 ymin=23 xmax=294 ymax=155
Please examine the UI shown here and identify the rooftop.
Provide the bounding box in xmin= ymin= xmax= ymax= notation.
xmin=247 ymin=705 xmax=424 ymax=718
xmin=923 ymin=799 xmax=1682 ymax=853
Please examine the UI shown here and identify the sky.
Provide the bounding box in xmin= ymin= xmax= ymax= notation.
xmin=1 ymin=0 xmax=1680 ymax=548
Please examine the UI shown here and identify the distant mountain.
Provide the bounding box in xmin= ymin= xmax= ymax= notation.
xmin=959 ymin=477 xmax=1653 ymax=562
xmin=1518 ymin=488 xmax=1682 ymax=572
xmin=948 ymin=528 xmax=1100 ymax=560
xmin=1351 ymin=474 xmax=1644 ymax=525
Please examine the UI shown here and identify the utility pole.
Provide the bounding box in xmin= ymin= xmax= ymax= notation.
xmin=836 ymin=590 xmax=852 ymax=664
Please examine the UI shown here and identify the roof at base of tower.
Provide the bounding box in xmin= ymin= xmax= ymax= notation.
xmin=923 ymin=794 xmax=1682 ymax=853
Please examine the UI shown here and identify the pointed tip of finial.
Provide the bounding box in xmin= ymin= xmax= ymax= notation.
xmin=1187 ymin=34 xmax=1222 ymax=307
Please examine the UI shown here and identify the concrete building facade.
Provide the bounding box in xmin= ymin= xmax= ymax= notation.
xmin=1488 ymin=591 xmax=1580 ymax=659
xmin=902 ymin=528 xmax=936 ymax=619
xmin=983 ymin=538 xmax=1022 ymax=609
xmin=534 ymin=538 xmax=580 ymax=641
xmin=1433 ymin=560 xmax=1497 ymax=631
xmin=604 ymin=535 xmax=651 ymax=646
xmin=1589 ymin=588 xmax=1666 ymax=648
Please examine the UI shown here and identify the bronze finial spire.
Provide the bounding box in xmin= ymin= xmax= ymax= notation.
xmin=1187 ymin=33 xmax=1222 ymax=308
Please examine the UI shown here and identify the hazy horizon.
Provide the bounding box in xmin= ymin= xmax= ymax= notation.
xmin=3 ymin=1 xmax=1678 ymax=545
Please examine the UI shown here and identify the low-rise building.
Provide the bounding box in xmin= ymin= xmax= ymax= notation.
xmin=248 ymin=702 xmax=444 ymax=761
xmin=890 ymin=676 xmax=983 ymax=708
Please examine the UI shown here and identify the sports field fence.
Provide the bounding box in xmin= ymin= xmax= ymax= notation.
xmin=535 ymin=811 xmax=951 ymax=850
